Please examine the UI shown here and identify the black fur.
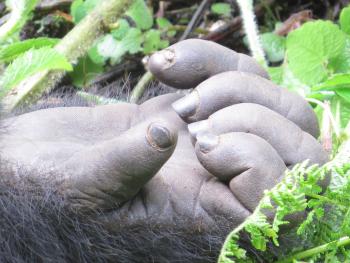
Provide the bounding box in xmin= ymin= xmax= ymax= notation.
xmin=0 ymin=84 xmax=280 ymax=263
xmin=0 ymin=169 xmax=233 ymax=263
xmin=0 ymin=86 xmax=229 ymax=263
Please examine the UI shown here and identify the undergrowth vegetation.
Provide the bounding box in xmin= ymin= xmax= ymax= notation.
xmin=0 ymin=0 xmax=350 ymax=262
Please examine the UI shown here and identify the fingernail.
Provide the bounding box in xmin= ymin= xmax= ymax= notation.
xmin=188 ymin=120 xmax=210 ymax=139
xmin=148 ymin=48 xmax=175 ymax=72
xmin=196 ymin=133 xmax=219 ymax=153
xmin=147 ymin=123 xmax=174 ymax=149
xmin=171 ymin=91 xmax=199 ymax=119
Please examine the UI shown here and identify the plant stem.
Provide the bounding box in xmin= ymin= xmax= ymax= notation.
xmin=129 ymin=71 xmax=154 ymax=103
xmin=217 ymin=202 xmax=263 ymax=263
xmin=168 ymin=25 xmax=210 ymax=35
xmin=179 ymin=0 xmax=210 ymax=41
xmin=305 ymin=193 xmax=346 ymax=208
xmin=276 ymin=236 xmax=350 ymax=263
xmin=0 ymin=0 xmax=39 ymax=41
xmin=236 ymin=0 xmax=267 ymax=68
xmin=1 ymin=0 xmax=133 ymax=113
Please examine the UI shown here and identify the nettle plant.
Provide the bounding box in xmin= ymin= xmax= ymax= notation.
xmin=219 ymin=5 xmax=350 ymax=263
xmin=0 ymin=0 xmax=173 ymax=97
xmin=262 ymin=6 xmax=350 ymax=133
xmin=69 ymin=0 xmax=173 ymax=88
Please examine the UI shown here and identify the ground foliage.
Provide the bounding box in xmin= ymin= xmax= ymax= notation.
xmin=1 ymin=0 xmax=350 ymax=262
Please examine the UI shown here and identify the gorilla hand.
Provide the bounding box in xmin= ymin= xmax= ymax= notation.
xmin=0 ymin=39 xmax=328 ymax=230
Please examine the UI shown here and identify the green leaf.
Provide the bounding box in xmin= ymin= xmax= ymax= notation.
xmin=268 ymin=66 xmax=283 ymax=84
xmin=0 ymin=0 xmax=39 ymax=41
xmin=125 ymin=0 xmax=153 ymax=30
xmin=0 ymin=38 xmax=59 ymax=62
xmin=70 ymin=0 xmax=98 ymax=23
xmin=268 ymin=63 xmax=310 ymax=95
xmin=261 ymin=32 xmax=286 ymax=63
xmin=0 ymin=47 xmax=73 ymax=98
xmin=313 ymin=74 xmax=350 ymax=91
xmin=340 ymin=6 xmax=350 ymax=35
xmin=118 ymin=28 xmax=143 ymax=54
xmin=156 ymin=17 xmax=172 ymax=28
xmin=87 ymin=43 xmax=105 ymax=65
xmin=329 ymin=36 xmax=350 ymax=73
xmin=286 ymin=20 xmax=347 ymax=86
xmin=69 ymin=55 xmax=103 ymax=88
xmin=156 ymin=17 xmax=176 ymax=37
xmin=336 ymin=88 xmax=350 ymax=104
xmin=331 ymin=95 xmax=350 ymax=128
xmin=97 ymin=28 xmax=143 ymax=64
xmin=143 ymin=29 xmax=169 ymax=54
xmin=211 ymin=3 xmax=232 ymax=17
xmin=111 ymin=19 xmax=130 ymax=40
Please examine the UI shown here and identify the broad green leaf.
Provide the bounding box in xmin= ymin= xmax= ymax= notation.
xmin=97 ymin=35 xmax=120 ymax=59
xmin=336 ymin=88 xmax=350 ymax=104
xmin=286 ymin=20 xmax=346 ymax=86
xmin=111 ymin=19 xmax=130 ymax=40
xmin=69 ymin=55 xmax=103 ymax=88
xmin=329 ymin=36 xmax=350 ymax=73
xmin=143 ymin=29 xmax=169 ymax=54
xmin=340 ymin=6 xmax=350 ymax=35
xmin=0 ymin=0 xmax=39 ymax=41
xmin=0 ymin=47 xmax=73 ymax=97
xmin=97 ymin=29 xmax=142 ymax=64
xmin=156 ymin=17 xmax=176 ymax=37
xmin=88 ymin=43 xmax=105 ymax=65
xmin=268 ymin=66 xmax=283 ymax=84
xmin=70 ymin=0 xmax=98 ymax=23
xmin=118 ymin=28 xmax=143 ymax=54
xmin=0 ymin=38 xmax=59 ymax=62
xmin=313 ymin=74 xmax=350 ymax=91
xmin=70 ymin=0 xmax=84 ymax=23
xmin=156 ymin=17 xmax=172 ymax=28
xmin=126 ymin=0 xmax=153 ymax=30
xmin=261 ymin=33 xmax=285 ymax=63
xmin=211 ymin=3 xmax=232 ymax=17
xmin=268 ymin=64 xmax=310 ymax=95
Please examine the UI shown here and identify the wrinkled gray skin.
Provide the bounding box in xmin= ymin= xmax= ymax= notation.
xmin=0 ymin=39 xmax=328 ymax=229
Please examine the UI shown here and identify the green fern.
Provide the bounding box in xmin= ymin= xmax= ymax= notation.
xmin=218 ymin=134 xmax=350 ymax=263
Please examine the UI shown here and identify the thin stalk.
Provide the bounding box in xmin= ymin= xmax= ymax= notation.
xmin=305 ymin=193 xmax=346 ymax=208
xmin=168 ymin=25 xmax=210 ymax=35
xmin=276 ymin=236 xmax=350 ymax=263
xmin=129 ymin=71 xmax=154 ymax=103
xmin=306 ymin=98 xmax=340 ymax=137
xmin=235 ymin=0 xmax=267 ymax=68
xmin=217 ymin=202 xmax=263 ymax=263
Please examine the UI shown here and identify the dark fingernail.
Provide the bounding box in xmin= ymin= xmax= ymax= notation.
xmin=196 ymin=133 xmax=219 ymax=153
xmin=188 ymin=120 xmax=210 ymax=139
xmin=148 ymin=48 xmax=175 ymax=72
xmin=172 ymin=91 xmax=199 ymax=119
xmin=147 ymin=123 xmax=174 ymax=149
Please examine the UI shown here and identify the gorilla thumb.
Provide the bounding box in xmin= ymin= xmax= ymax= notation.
xmin=60 ymin=120 xmax=178 ymax=211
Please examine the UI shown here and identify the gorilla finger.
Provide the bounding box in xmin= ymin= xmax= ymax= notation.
xmin=172 ymin=71 xmax=319 ymax=138
xmin=189 ymin=103 xmax=328 ymax=166
xmin=195 ymin=132 xmax=287 ymax=212
xmin=61 ymin=120 xmax=178 ymax=210
xmin=148 ymin=39 xmax=269 ymax=89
